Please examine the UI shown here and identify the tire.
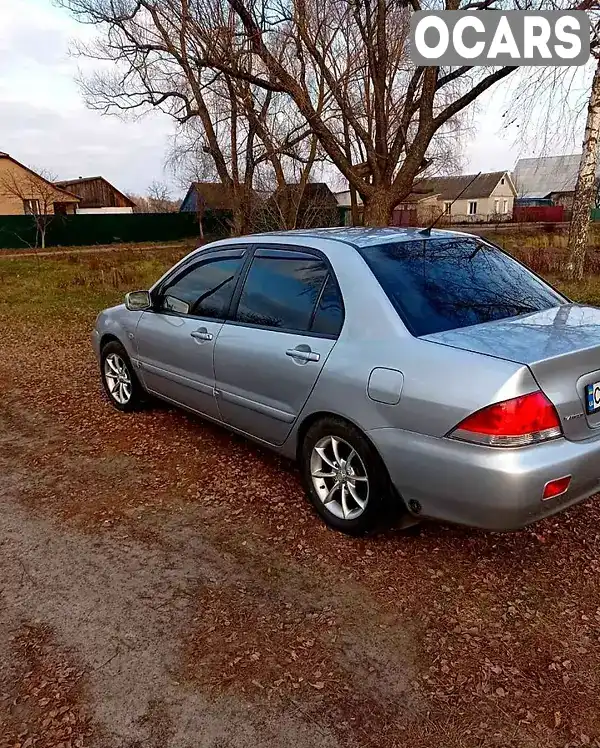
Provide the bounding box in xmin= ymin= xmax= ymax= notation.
xmin=299 ymin=416 xmax=396 ymax=536
xmin=100 ymin=340 xmax=145 ymax=412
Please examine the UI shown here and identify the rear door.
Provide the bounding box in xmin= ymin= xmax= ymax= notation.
xmin=213 ymin=246 xmax=344 ymax=445
xmin=135 ymin=248 xmax=246 ymax=419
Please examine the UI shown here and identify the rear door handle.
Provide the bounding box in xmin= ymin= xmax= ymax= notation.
xmin=191 ymin=328 xmax=213 ymax=341
xmin=286 ymin=348 xmax=320 ymax=363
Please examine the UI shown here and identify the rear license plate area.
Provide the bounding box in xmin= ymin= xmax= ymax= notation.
xmin=586 ymin=381 xmax=600 ymax=414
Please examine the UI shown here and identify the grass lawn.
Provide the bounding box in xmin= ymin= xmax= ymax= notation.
xmin=2 ymin=247 xmax=600 ymax=747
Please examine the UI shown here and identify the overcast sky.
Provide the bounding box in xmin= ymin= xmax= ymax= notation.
xmin=0 ymin=0 xmax=593 ymax=198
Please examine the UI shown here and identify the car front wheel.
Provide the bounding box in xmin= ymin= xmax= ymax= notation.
xmin=300 ymin=417 xmax=394 ymax=535
xmin=100 ymin=340 xmax=145 ymax=412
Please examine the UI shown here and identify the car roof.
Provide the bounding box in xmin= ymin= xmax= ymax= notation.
xmin=237 ymin=226 xmax=476 ymax=249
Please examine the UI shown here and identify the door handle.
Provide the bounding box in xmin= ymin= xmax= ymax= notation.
xmin=190 ymin=329 xmax=213 ymax=341
xmin=286 ymin=348 xmax=320 ymax=363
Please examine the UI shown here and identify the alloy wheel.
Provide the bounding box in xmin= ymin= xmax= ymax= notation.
xmin=310 ymin=435 xmax=369 ymax=520
xmin=103 ymin=353 xmax=132 ymax=405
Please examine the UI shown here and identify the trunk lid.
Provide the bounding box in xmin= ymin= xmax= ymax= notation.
xmin=423 ymin=304 xmax=600 ymax=442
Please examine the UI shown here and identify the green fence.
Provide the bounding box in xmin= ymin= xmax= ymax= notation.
xmin=0 ymin=210 xmax=233 ymax=250
xmin=0 ymin=206 xmax=349 ymax=250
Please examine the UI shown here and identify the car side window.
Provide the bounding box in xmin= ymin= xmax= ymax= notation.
xmin=158 ymin=256 xmax=244 ymax=319
xmin=235 ymin=252 xmax=329 ymax=333
xmin=311 ymin=274 xmax=344 ymax=337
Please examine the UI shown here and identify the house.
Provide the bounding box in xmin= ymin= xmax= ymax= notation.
xmin=180 ymin=182 xmax=251 ymax=213
xmin=54 ymin=176 xmax=136 ymax=214
xmin=546 ymin=190 xmax=577 ymax=211
xmin=512 ymin=154 xmax=600 ymax=215
xmin=406 ymin=171 xmax=517 ymax=223
xmin=267 ymin=182 xmax=339 ymax=228
xmin=336 ymin=172 xmax=516 ymax=225
xmin=335 ymin=190 xmax=361 ymax=226
xmin=335 ymin=190 xmax=364 ymax=208
xmin=512 ymin=154 xmax=596 ymax=199
xmin=0 ymin=152 xmax=79 ymax=215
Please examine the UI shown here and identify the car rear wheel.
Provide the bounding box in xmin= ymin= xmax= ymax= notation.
xmin=300 ymin=417 xmax=394 ymax=535
xmin=100 ymin=340 xmax=145 ymax=412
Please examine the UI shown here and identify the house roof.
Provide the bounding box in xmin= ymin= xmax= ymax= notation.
xmin=0 ymin=152 xmax=80 ymax=202
xmin=513 ymin=154 xmax=600 ymax=197
xmin=275 ymin=182 xmax=334 ymax=197
xmin=412 ymin=171 xmax=514 ymax=201
xmin=54 ymin=176 xmax=136 ymax=208
xmin=183 ymin=182 xmax=259 ymax=210
xmin=398 ymin=192 xmax=441 ymax=204
xmin=271 ymin=183 xmax=337 ymax=209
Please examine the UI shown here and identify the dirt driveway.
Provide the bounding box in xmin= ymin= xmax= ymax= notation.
xmin=2 ymin=252 xmax=600 ymax=748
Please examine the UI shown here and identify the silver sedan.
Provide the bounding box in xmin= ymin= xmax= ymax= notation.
xmin=92 ymin=228 xmax=600 ymax=534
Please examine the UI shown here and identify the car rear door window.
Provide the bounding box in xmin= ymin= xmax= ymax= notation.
xmin=235 ymin=251 xmax=329 ymax=332
xmin=158 ymin=255 xmax=244 ymax=319
xmin=311 ymin=274 xmax=344 ymax=337
xmin=359 ymin=238 xmax=565 ymax=336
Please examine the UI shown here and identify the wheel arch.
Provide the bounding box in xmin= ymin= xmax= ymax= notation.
xmin=294 ymin=410 xmax=380 ymax=463
xmin=294 ymin=410 xmax=411 ymax=527
xmin=99 ymin=332 xmax=124 ymax=352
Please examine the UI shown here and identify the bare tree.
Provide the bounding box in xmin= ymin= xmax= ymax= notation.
xmin=58 ymin=0 xmax=485 ymax=228
xmin=59 ymin=0 xmax=320 ymax=235
xmin=147 ymin=180 xmax=180 ymax=212
xmin=0 ymin=166 xmax=66 ymax=249
xmin=196 ymin=0 xmax=515 ymax=225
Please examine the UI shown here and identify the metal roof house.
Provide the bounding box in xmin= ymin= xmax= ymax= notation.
xmin=513 ymin=154 xmax=600 ymax=198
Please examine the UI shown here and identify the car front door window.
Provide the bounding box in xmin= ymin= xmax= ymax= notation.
xmin=135 ymin=251 xmax=245 ymax=420
xmin=159 ymin=255 xmax=245 ymax=320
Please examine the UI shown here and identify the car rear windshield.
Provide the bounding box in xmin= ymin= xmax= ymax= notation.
xmin=360 ymin=237 xmax=566 ymax=337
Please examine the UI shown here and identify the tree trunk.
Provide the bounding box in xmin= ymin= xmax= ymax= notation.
xmin=567 ymin=56 xmax=600 ymax=281
xmin=362 ymin=194 xmax=394 ymax=227
xmin=231 ymin=204 xmax=245 ymax=236
xmin=349 ymin=185 xmax=360 ymax=226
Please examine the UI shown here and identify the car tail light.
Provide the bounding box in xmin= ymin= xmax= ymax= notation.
xmin=542 ymin=475 xmax=571 ymax=500
xmin=449 ymin=391 xmax=562 ymax=447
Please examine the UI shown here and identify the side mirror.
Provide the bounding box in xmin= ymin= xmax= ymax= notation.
xmin=125 ymin=290 xmax=152 ymax=311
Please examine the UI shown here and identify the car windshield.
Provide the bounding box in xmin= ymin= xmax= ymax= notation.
xmin=360 ymin=237 xmax=566 ymax=337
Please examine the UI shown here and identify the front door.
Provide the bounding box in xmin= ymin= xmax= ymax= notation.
xmin=135 ymin=248 xmax=247 ymax=419
xmin=214 ymin=247 xmax=344 ymax=445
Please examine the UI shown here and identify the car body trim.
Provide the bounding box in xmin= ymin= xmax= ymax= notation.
xmin=141 ymin=362 xmax=214 ymax=396
xmin=216 ymin=388 xmax=296 ymax=423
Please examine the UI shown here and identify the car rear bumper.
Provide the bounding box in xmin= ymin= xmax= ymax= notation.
xmin=367 ymin=427 xmax=600 ymax=530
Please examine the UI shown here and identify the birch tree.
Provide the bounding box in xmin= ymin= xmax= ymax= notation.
xmin=568 ymin=55 xmax=600 ymax=280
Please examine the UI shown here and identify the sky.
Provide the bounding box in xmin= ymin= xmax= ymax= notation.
xmin=0 ymin=0 xmax=594 ymax=197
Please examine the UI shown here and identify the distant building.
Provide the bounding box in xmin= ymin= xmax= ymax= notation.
xmin=547 ymin=190 xmax=576 ymax=211
xmin=180 ymin=182 xmax=254 ymax=213
xmin=54 ymin=176 xmax=135 ymax=214
xmin=513 ymin=154 xmax=600 ymax=198
xmin=399 ymin=171 xmax=516 ymax=223
xmin=0 ymin=153 xmax=79 ymax=215
xmin=337 ymin=172 xmax=516 ymax=225
xmin=267 ymin=182 xmax=339 ymax=228
xmin=335 ymin=190 xmax=363 ymax=209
